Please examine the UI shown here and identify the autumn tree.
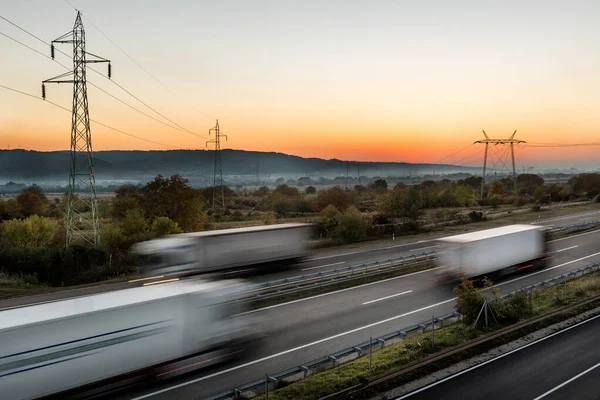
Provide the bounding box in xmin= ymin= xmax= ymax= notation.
xmin=110 ymin=184 xmax=142 ymax=220
xmin=0 ymin=215 xmax=57 ymax=248
xmin=368 ymin=179 xmax=389 ymax=194
xmin=516 ymin=174 xmax=544 ymax=195
xmin=151 ymin=217 xmax=183 ymax=236
xmin=489 ymin=180 xmax=505 ymax=197
xmin=140 ymin=175 xmax=206 ymax=232
xmin=454 ymin=185 xmax=477 ymax=207
xmin=334 ymin=206 xmax=370 ymax=242
xmin=16 ymin=185 xmax=48 ymax=217
xmin=315 ymin=186 xmax=353 ymax=211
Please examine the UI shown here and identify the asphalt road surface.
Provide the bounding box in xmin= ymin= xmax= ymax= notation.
xmin=2 ymin=208 xmax=597 ymax=311
xmin=397 ymin=314 xmax=600 ymax=400
xmin=2 ymin=209 xmax=600 ymax=399
xmin=120 ymin=211 xmax=600 ymax=400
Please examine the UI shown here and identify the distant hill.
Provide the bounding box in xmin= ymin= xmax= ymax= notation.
xmin=0 ymin=149 xmax=478 ymax=186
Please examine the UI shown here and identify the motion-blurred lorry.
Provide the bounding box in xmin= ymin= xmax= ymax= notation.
xmin=0 ymin=279 xmax=261 ymax=400
xmin=435 ymin=224 xmax=550 ymax=281
xmin=133 ymin=223 xmax=313 ymax=277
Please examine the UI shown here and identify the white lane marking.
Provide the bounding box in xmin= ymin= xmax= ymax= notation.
xmin=555 ymin=245 xmax=578 ymax=253
xmin=302 ymin=261 xmax=346 ymax=271
xmin=250 ymin=248 xmax=600 ymax=315
xmin=580 ymin=217 xmax=594 ymax=220
xmin=532 ymin=210 xmax=600 ymax=224
xmin=130 ymin=298 xmax=457 ymax=400
xmin=222 ymin=268 xmax=255 ymax=275
xmin=310 ymin=240 xmax=432 ymax=260
xmin=411 ymin=245 xmax=439 ymax=252
xmin=136 ymin=249 xmax=600 ymax=399
xmin=493 ymin=251 xmax=600 ymax=288
xmin=241 ymin=265 xmax=446 ymax=315
xmin=548 ymin=228 xmax=600 ymax=243
xmin=533 ymin=361 xmax=600 ymax=400
xmin=363 ymin=290 xmax=413 ymax=305
xmin=395 ymin=314 xmax=600 ymax=399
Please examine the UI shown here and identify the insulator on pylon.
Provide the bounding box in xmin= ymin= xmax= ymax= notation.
xmin=42 ymin=83 xmax=46 ymax=100
xmin=108 ymin=63 xmax=112 ymax=79
xmin=51 ymin=43 xmax=55 ymax=59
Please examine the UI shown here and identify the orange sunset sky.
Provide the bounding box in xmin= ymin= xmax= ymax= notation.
xmin=2 ymin=0 xmax=600 ymax=169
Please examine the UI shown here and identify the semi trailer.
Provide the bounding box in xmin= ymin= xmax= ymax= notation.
xmin=0 ymin=279 xmax=260 ymax=400
xmin=133 ymin=223 xmax=313 ymax=277
xmin=435 ymin=224 xmax=550 ymax=281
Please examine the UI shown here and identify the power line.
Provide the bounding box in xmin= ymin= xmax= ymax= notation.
xmin=0 ymin=14 xmax=208 ymax=140
xmin=80 ymin=12 xmax=201 ymax=113
xmin=429 ymin=143 xmax=475 ymax=165
xmin=0 ymin=83 xmax=178 ymax=149
xmin=0 ymin=30 xmax=49 ymax=59
xmin=0 ymin=26 xmax=190 ymax=136
xmin=525 ymin=142 xmax=600 ymax=148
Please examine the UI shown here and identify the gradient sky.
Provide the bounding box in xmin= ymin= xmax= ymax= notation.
xmin=2 ymin=0 xmax=600 ymax=169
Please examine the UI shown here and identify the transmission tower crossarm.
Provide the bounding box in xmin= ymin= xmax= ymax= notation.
xmin=42 ymin=10 xmax=110 ymax=248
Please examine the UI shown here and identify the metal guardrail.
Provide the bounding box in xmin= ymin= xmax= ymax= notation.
xmin=240 ymin=251 xmax=437 ymax=301
xmin=205 ymin=261 xmax=600 ymax=400
xmin=234 ymin=220 xmax=600 ymax=302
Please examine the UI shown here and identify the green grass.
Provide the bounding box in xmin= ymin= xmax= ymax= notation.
xmin=251 ymin=271 xmax=600 ymax=400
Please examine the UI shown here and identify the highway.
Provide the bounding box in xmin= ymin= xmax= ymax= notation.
xmin=1 ymin=209 xmax=599 ymax=400
xmin=397 ymin=314 xmax=600 ymax=400
xmin=4 ymin=209 xmax=597 ymax=312
xmin=119 ymin=210 xmax=600 ymax=400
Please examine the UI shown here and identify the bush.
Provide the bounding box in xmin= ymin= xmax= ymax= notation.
xmin=468 ymin=210 xmax=485 ymax=222
xmin=453 ymin=278 xmax=486 ymax=325
xmin=151 ymin=217 xmax=183 ymax=237
xmin=1 ymin=216 xmax=57 ymax=248
xmin=334 ymin=206 xmax=370 ymax=243
xmin=493 ymin=292 xmax=533 ymax=323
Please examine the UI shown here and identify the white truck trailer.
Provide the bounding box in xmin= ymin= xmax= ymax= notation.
xmin=133 ymin=223 xmax=313 ymax=277
xmin=0 ymin=279 xmax=260 ymax=400
xmin=435 ymin=224 xmax=550 ymax=281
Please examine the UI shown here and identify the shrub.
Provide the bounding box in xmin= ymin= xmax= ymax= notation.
xmin=453 ymin=278 xmax=486 ymax=325
xmin=1 ymin=216 xmax=57 ymax=248
xmin=334 ymin=206 xmax=370 ymax=243
xmin=468 ymin=210 xmax=485 ymax=222
xmin=151 ymin=217 xmax=183 ymax=237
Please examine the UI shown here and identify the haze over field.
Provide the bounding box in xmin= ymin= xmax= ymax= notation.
xmin=2 ymin=1 xmax=600 ymax=169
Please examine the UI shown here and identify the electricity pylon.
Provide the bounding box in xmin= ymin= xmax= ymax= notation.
xmin=206 ymin=120 xmax=227 ymax=211
xmin=42 ymin=11 xmax=111 ymax=247
xmin=474 ymin=130 xmax=525 ymax=199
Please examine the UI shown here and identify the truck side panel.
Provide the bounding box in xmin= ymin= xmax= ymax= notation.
xmin=0 ymin=291 xmax=222 ymax=400
xmin=436 ymin=229 xmax=545 ymax=279
xmin=467 ymin=229 xmax=543 ymax=277
xmin=199 ymin=226 xmax=309 ymax=271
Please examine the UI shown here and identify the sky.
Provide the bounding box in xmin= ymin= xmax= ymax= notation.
xmin=2 ymin=0 xmax=600 ymax=170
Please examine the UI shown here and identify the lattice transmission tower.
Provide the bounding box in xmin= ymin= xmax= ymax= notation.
xmin=474 ymin=130 xmax=525 ymax=199
xmin=206 ymin=120 xmax=227 ymax=211
xmin=42 ymin=11 xmax=111 ymax=247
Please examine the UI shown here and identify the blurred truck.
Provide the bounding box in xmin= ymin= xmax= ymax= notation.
xmin=0 ymin=279 xmax=261 ymax=400
xmin=133 ymin=223 xmax=313 ymax=277
xmin=435 ymin=224 xmax=551 ymax=281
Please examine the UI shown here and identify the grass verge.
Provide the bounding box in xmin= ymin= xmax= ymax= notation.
xmin=249 ymin=270 xmax=600 ymax=400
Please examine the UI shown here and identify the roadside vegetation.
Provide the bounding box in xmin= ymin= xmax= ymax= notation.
xmin=0 ymin=172 xmax=599 ymax=288
xmin=250 ymin=271 xmax=600 ymax=400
